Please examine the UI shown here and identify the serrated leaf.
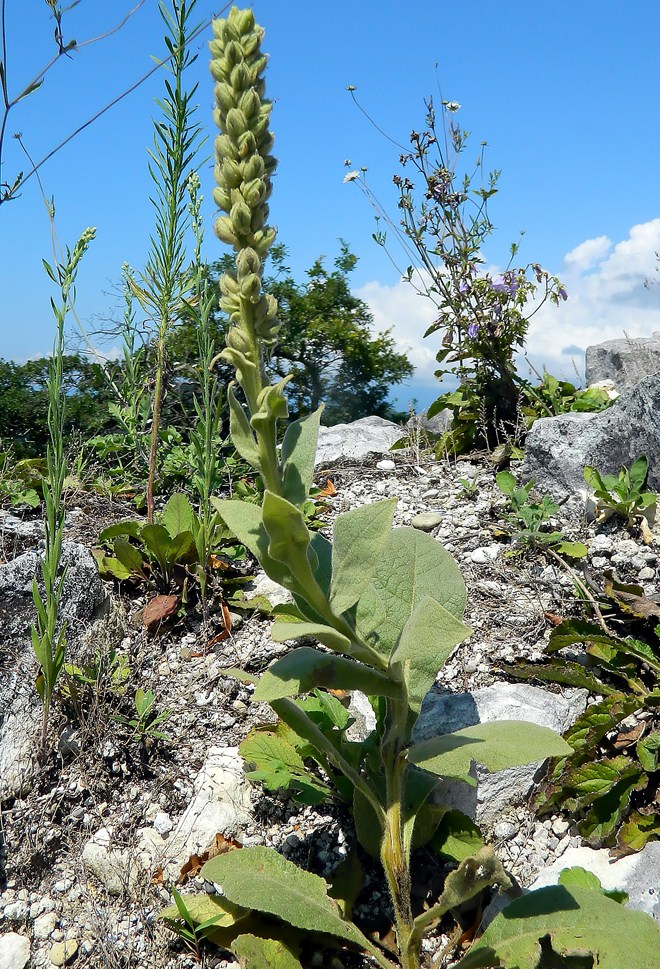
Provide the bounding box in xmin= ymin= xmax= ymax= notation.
xmin=501 ymin=660 xmax=617 ymax=695
xmin=329 ymin=498 xmax=397 ymax=615
xmin=356 ymin=527 xmax=466 ymax=659
xmin=390 ymin=596 xmax=471 ymax=715
xmin=240 ymin=729 xmax=306 ymax=774
xmin=280 ymin=407 xmax=322 ymax=508
xmin=160 ymin=493 xmax=195 ymax=538
xmin=200 ymin=846 xmax=372 ymax=950
xmin=637 ymin=730 xmax=660 ymax=772
xmin=253 ymin=647 xmax=402 ymax=703
xmin=547 ymin=618 xmax=618 ymax=654
xmin=568 ymin=756 xmax=634 ymax=799
xmin=408 ymin=721 xmax=572 ymax=777
xmin=617 ymin=811 xmax=660 ymax=854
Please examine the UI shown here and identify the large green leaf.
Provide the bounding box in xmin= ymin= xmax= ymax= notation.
xmin=99 ymin=519 xmax=142 ymax=541
xmin=160 ymin=492 xmax=195 ymax=538
xmin=232 ymin=933 xmax=303 ymax=969
xmin=211 ymin=499 xmax=292 ymax=589
xmin=408 ymin=721 xmax=572 ymax=777
xmin=262 ymin=491 xmax=322 ymax=599
xmin=431 ymin=810 xmax=485 ymax=862
xmin=329 ymin=499 xmax=397 ymax=616
xmin=455 ymin=885 xmax=660 ymax=969
xmin=270 ymin=621 xmax=354 ymax=656
xmin=141 ymin=524 xmax=171 ymax=571
xmin=113 ymin=538 xmax=146 ymax=576
xmin=228 ymin=384 xmax=261 ymax=471
xmin=253 ymin=647 xmax=402 ymax=703
xmin=280 ymin=407 xmax=322 ymax=508
xmin=200 ymin=846 xmax=371 ymax=950
xmin=356 ymin=527 xmax=466 ymax=658
xmin=159 ymin=891 xmax=247 ymax=930
xmin=390 ymin=596 xmax=471 ymax=715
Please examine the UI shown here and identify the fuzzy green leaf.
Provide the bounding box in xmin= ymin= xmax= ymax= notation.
xmin=160 ymin=493 xmax=195 ymax=538
xmin=232 ymin=934 xmax=303 ymax=969
xmin=159 ymin=892 xmax=247 ymax=929
xmin=99 ymin=520 xmax=142 ymax=541
xmin=390 ymin=596 xmax=471 ymax=714
xmin=253 ymin=647 xmax=402 ymax=703
xmin=431 ymin=810 xmax=485 ymax=862
xmin=262 ymin=491 xmax=321 ymax=597
xmin=270 ymin=621 xmax=353 ymax=655
xmin=211 ymin=499 xmax=292 ymax=589
xmin=455 ymin=885 xmax=660 ymax=969
xmin=228 ymin=384 xmax=261 ymax=471
xmin=408 ymin=721 xmax=572 ymax=777
xmin=280 ymin=407 xmax=322 ymax=508
xmin=558 ymin=866 xmax=628 ymax=904
xmin=329 ymin=498 xmax=397 ymax=616
xmin=200 ymin=846 xmax=371 ymax=949
xmin=356 ymin=527 xmax=466 ymax=659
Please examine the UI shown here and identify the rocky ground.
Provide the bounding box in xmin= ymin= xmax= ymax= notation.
xmin=1 ymin=446 xmax=658 ymax=969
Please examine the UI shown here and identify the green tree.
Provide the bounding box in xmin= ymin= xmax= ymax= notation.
xmin=0 ymin=354 xmax=112 ymax=457
xmin=266 ymin=243 xmax=413 ymax=424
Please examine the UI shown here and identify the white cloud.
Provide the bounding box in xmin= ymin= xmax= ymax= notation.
xmin=357 ymin=218 xmax=660 ymax=388
xmin=563 ymin=235 xmax=612 ymax=273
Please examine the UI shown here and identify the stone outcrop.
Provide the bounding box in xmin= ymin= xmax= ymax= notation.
xmin=585 ymin=333 xmax=660 ymax=390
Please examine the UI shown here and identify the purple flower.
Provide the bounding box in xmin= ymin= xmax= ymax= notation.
xmin=458 ymin=280 xmax=470 ymax=294
xmin=491 ymin=275 xmax=508 ymax=293
xmin=558 ymin=286 xmax=568 ymax=301
xmin=468 ymin=321 xmax=480 ymax=338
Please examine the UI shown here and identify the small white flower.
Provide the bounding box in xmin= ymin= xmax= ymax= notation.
xmin=445 ymin=100 xmax=461 ymax=112
xmin=343 ymin=170 xmax=360 ymax=183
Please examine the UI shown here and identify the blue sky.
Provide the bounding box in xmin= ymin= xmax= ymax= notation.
xmin=2 ymin=0 xmax=660 ymax=411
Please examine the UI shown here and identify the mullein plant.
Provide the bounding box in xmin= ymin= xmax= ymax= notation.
xmin=34 ymin=227 xmax=95 ymax=757
xmin=157 ymin=10 xmax=660 ymax=969
xmin=129 ymin=0 xmax=204 ymax=522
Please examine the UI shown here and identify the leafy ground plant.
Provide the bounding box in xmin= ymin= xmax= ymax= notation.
xmin=155 ymin=9 xmax=660 ymax=969
xmin=584 ymin=454 xmax=656 ymax=533
xmin=509 ymin=575 xmax=660 ymax=857
xmin=495 ymin=471 xmax=587 ymax=559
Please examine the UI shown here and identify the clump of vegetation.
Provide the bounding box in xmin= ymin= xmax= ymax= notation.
xmin=585 ymin=454 xmax=656 ymax=532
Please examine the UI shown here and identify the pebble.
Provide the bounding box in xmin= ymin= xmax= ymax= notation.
xmin=376 ymin=459 xmax=396 ymax=471
xmin=0 ymin=933 xmax=30 ymax=969
xmin=4 ymin=900 xmax=29 ymax=921
xmin=638 ymin=566 xmax=655 ymax=580
xmin=493 ymin=821 xmax=518 ymax=841
xmin=49 ymin=940 xmax=78 ymax=966
xmin=33 ymin=911 xmax=58 ymax=940
xmin=470 ymin=545 xmax=501 ymax=564
xmin=410 ymin=511 xmax=443 ymax=531
xmin=51 ymin=880 xmax=72 ymax=895
xmin=152 ymin=811 xmax=173 ymax=836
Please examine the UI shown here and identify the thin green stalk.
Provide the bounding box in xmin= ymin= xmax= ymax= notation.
xmin=34 ymin=227 xmax=95 ymax=757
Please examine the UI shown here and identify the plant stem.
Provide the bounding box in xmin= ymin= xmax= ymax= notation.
xmin=545 ymin=546 xmax=610 ymax=634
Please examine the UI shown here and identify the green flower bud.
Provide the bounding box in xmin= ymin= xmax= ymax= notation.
xmin=214 ymin=214 xmax=239 ymax=247
xmin=236 ymin=247 xmax=262 ymax=277
xmin=219 ymin=272 xmax=240 ymax=296
xmin=226 ymin=107 xmax=247 ymax=139
xmin=240 ymin=272 xmax=262 ymax=302
xmin=238 ymin=89 xmax=261 ymax=120
xmin=230 ymin=199 xmax=252 ymax=234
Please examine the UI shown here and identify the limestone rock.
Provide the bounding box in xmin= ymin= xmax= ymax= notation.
xmin=138 ymin=746 xmax=252 ymax=880
xmin=522 ymin=374 xmax=660 ymax=506
xmin=82 ymin=828 xmax=139 ymax=896
xmin=414 ymin=682 xmax=587 ymax=824
xmin=315 ymin=416 xmax=403 ymax=468
xmin=530 ymin=842 xmax=660 ymax=922
xmin=0 ymin=933 xmax=30 ymax=969
xmin=586 ymin=333 xmax=660 ymax=391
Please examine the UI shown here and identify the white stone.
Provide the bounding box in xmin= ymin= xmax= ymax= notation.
xmin=315 ymin=416 xmax=403 ymax=468
xmin=470 ymin=545 xmax=501 ymax=565
xmin=0 ymin=933 xmax=30 ymax=969
xmin=243 ymin=572 xmax=292 ymax=607
xmin=138 ymin=747 xmax=252 ymax=881
xmin=152 ymin=811 xmax=173 ymax=836
xmin=82 ymin=828 xmax=139 ymax=896
xmin=376 ymin=459 xmax=396 ymax=471
xmin=33 ymin=911 xmax=58 ymax=940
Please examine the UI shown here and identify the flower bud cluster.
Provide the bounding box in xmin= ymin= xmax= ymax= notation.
xmin=210 ymin=7 xmax=278 ymax=347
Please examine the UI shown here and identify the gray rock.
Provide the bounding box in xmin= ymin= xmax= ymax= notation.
xmin=82 ymin=828 xmax=139 ymax=896
xmin=243 ymin=572 xmax=292 ymax=608
xmin=315 ymin=416 xmax=403 ymax=468
xmin=0 ymin=934 xmax=30 ymax=969
xmin=33 ymin=911 xmax=58 ymax=940
xmin=0 ymin=542 xmax=108 ymax=801
xmin=522 ymin=374 xmax=660 ymax=506
xmin=586 ymin=333 xmax=660 ymax=390
xmin=407 ymin=409 xmax=452 ymax=437
xmin=530 ymin=842 xmax=660 ymax=923
xmin=414 ymin=683 xmax=587 ymax=824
